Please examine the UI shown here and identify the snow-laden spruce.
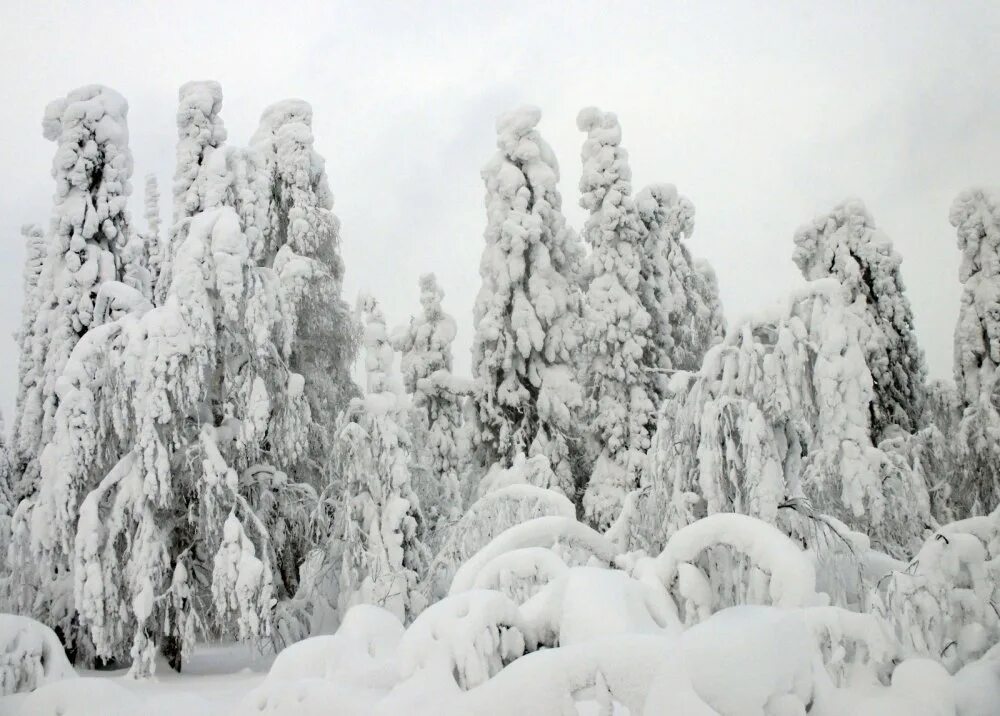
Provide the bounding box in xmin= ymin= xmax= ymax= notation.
xmin=577 ymin=107 xmax=653 ymax=530
xmin=635 ymin=183 xmax=725 ymax=394
xmin=793 ymin=200 xmax=928 ymax=440
xmin=250 ymin=98 xmax=358 ymax=489
xmin=949 ymin=189 xmax=1000 ymax=515
xmin=336 ymin=295 xmax=430 ymax=624
xmin=7 ymin=86 xmax=135 ymax=647
xmin=471 ymin=106 xmax=584 ymax=501
xmin=392 ymin=274 xmax=465 ymax=538
xmin=12 ymin=86 xmax=134 ymax=495
xmin=0 ymin=411 xmax=12 ymax=605
xmin=141 ymin=174 xmax=164 ymax=292
xmin=153 ymin=80 xmax=227 ymax=303
xmin=10 ymin=224 xmax=46 ymax=503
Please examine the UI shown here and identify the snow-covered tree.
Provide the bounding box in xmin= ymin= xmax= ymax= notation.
xmin=11 ymin=224 xmax=46 ymax=501
xmin=337 ymin=295 xmax=430 ymax=623
xmin=392 ymin=273 xmax=464 ymax=536
xmin=577 ymin=107 xmax=653 ymax=530
xmin=793 ymin=200 xmax=928 ymax=440
xmin=12 ymin=86 xmax=134 ymax=496
xmin=634 ymin=182 xmax=725 ymax=399
xmin=471 ymin=106 xmax=583 ymax=501
xmin=625 ymin=279 xmax=931 ymax=559
xmin=142 ymin=174 xmax=164 ymax=292
xmin=56 ymin=195 xmax=316 ymax=676
xmin=9 ymin=85 xmax=337 ymax=676
xmin=0 ymin=410 xmax=12 ymax=604
xmin=153 ymin=80 xmax=227 ymax=303
xmin=250 ymin=99 xmax=358 ymax=484
xmin=948 ymin=189 xmax=1000 ymax=513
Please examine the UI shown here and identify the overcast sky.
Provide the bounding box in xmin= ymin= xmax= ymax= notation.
xmin=1 ymin=0 xmax=998 ymax=421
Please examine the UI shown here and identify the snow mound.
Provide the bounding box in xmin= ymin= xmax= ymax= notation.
xmin=450 ymin=516 xmax=615 ymax=595
xmin=0 ymin=614 xmax=75 ymax=696
xmin=397 ymin=589 xmax=529 ymax=690
xmin=3 ymin=676 xmax=213 ymax=716
xmin=475 ymin=454 xmax=562 ymax=497
xmin=522 ymin=567 xmax=680 ymax=646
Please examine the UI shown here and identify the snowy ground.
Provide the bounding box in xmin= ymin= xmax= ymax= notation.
xmin=4 ymin=507 xmax=1000 ymax=715
xmin=0 ymin=644 xmax=271 ymax=716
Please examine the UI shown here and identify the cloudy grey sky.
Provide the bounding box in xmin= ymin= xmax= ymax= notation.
xmin=1 ymin=0 xmax=998 ymax=421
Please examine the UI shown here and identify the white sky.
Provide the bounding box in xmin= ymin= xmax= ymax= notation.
xmin=1 ymin=0 xmax=998 ymax=421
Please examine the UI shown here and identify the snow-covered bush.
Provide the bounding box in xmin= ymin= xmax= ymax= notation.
xmin=470 ymin=548 xmax=570 ymax=605
xmin=0 ymin=614 xmax=75 ymax=696
xmin=873 ymin=515 xmax=1000 ymax=673
xmin=474 ymin=453 xmax=562 ymax=497
xmin=472 ymin=105 xmax=584 ymax=501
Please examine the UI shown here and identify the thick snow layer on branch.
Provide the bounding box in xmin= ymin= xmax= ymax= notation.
xmin=648 ymin=513 xmax=818 ymax=609
xmin=471 ymin=547 xmax=569 ymax=604
xmin=212 ymin=514 xmax=275 ymax=643
xmin=450 ymin=516 xmax=615 ymax=595
xmin=424 ymin=484 xmax=575 ymax=601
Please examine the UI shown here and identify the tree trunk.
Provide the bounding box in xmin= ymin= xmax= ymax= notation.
xmin=161 ymin=634 xmax=183 ymax=673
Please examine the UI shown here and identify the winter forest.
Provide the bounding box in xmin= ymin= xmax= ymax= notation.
xmin=1 ymin=19 xmax=1000 ymax=716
